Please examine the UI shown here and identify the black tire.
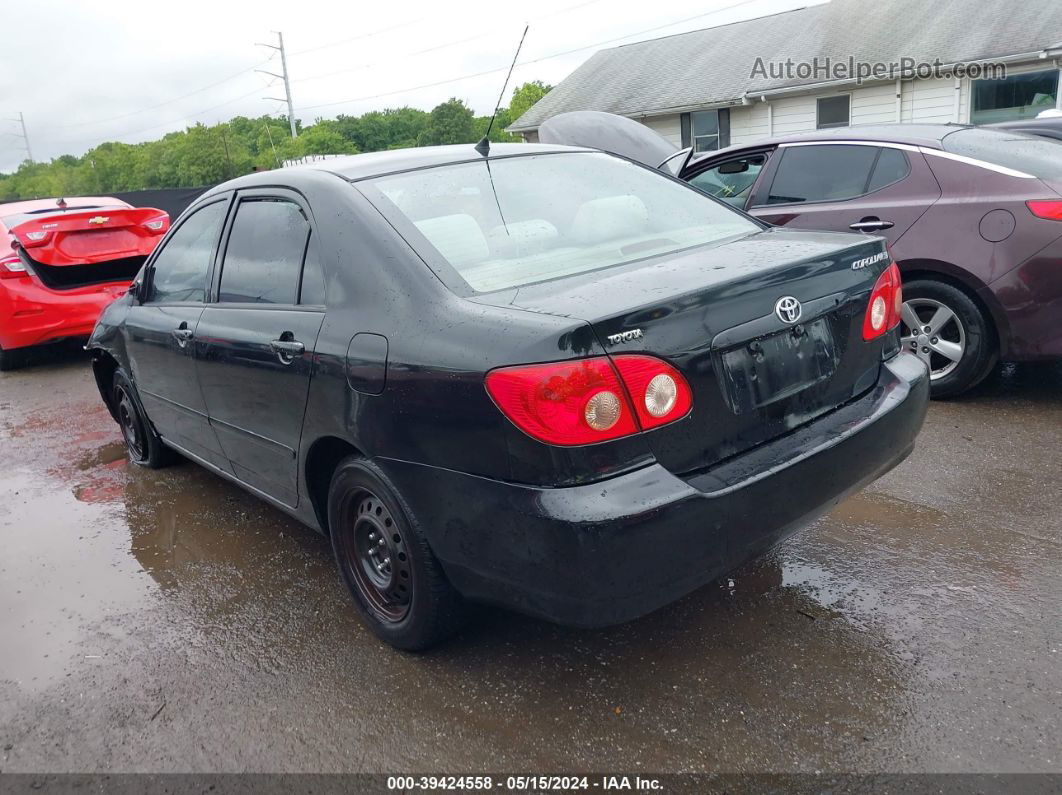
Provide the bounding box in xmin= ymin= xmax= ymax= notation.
xmin=0 ymin=344 xmax=27 ymax=372
xmin=328 ymin=456 xmax=467 ymax=651
xmin=900 ymin=279 xmax=998 ymax=399
xmin=112 ymin=368 xmax=174 ymax=468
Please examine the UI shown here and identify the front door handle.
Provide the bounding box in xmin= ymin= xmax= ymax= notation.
xmin=849 ymin=217 xmax=895 ymax=232
xmin=171 ymin=323 xmax=193 ymax=347
xmin=270 ymin=335 xmax=305 ymax=365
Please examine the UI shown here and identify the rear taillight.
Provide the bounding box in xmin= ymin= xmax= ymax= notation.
xmin=143 ymin=215 xmax=169 ymax=233
xmin=610 ymin=354 xmax=693 ymax=430
xmin=485 ymin=354 xmax=693 ymax=446
xmin=1027 ymin=200 xmax=1062 ymax=221
xmin=863 ymin=262 xmax=903 ymax=341
xmin=0 ymin=254 xmax=28 ymax=279
xmin=19 ymin=230 xmax=52 ymax=247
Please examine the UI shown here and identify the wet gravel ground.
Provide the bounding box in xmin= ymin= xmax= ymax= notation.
xmin=0 ymin=350 xmax=1059 ymax=774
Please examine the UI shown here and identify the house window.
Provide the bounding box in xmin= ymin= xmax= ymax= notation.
xmin=971 ymin=69 xmax=1060 ymax=124
xmin=692 ymin=111 xmax=720 ymax=152
xmin=681 ymin=109 xmax=730 ymax=153
xmin=816 ymin=95 xmax=850 ymax=129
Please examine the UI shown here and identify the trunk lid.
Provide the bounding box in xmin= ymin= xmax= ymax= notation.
xmin=9 ymin=206 xmax=169 ymax=266
xmin=475 ymin=227 xmax=892 ymax=476
xmin=9 ymin=207 xmax=169 ymax=290
xmin=539 ymin=111 xmax=691 ymax=172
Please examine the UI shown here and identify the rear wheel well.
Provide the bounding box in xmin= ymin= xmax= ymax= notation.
xmin=305 ymin=436 xmax=363 ymax=534
xmin=91 ymin=350 xmax=120 ymax=421
xmin=899 ymin=266 xmax=1003 ymax=354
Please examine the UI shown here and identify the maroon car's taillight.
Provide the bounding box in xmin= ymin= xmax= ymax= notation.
xmin=863 ymin=262 xmax=903 ymax=341
xmin=1026 ymin=200 xmax=1062 ymax=221
xmin=485 ymin=354 xmax=693 ymax=446
xmin=0 ymin=254 xmax=28 ymax=279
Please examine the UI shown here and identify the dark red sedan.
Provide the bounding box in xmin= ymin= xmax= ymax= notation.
xmin=0 ymin=197 xmax=169 ymax=370
xmin=543 ymin=115 xmax=1062 ymax=397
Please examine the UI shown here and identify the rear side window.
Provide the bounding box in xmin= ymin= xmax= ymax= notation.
xmin=219 ymin=199 xmax=310 ymax=304
xmin=766 ymin=145 xmax=880 ymax=204
xmin=148 ymin=200 xmax=227 ymax=303
xmin=764 ymin=145 xmax=911 ymax=204
xmin=867 ymin=148 xmax=910 ymax=191
xmin=942 ymin=128 xmax=1062 ymax=179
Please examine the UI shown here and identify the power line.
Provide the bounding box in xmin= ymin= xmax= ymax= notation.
xmin=297 ymin=0 xmax=762 ymax=112
xmin=52 ymin=60 xmax=272 ymax=130
xmin=287 ymin=20 xmax=417 ymax=57
xmin=291 ymin=0 xmax=605 ymax=88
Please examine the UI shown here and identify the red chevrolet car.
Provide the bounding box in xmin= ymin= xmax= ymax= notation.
xmin=0 ymin=197 xmax=169 ymax=370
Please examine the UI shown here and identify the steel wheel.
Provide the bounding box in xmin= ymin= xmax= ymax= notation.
xmin=900 ymin=297 xmax=967 ymax=380
xmin=115 ymin=383 xmax=147 ymax=461
xmin=341 ymin=491 xmax=412 ymax=623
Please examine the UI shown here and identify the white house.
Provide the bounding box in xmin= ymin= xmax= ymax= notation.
xmin=509 ymin=0 xmax=1062 ymax=151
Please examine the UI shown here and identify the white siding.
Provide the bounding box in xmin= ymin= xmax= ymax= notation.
xmin=640 ymin=114 xmax=682 ymax=147
xmin=900 ymin=77 xmax=960 ymax=123
xmin=770 ymin=95 xmax=817 ymax=135
xmin=730 ymin=103 xmax=771 ymax=144
xmin=850 ymin=82 xmax=899 ymax=125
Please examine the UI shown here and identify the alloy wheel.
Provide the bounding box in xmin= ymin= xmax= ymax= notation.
xmin=900 ymin=298 xmax=967 ymax=380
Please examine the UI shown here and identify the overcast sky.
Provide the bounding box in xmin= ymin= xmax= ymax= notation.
xmin=0 ymin=0 xmax=824 ymax=172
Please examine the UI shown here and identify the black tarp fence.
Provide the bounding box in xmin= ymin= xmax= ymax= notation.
xmin=105 ymin=187 xmax=213 ymax=221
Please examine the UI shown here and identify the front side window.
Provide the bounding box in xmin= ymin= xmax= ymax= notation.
xmin=971 ymin=69 xmax=1059 ymax=124
xmin=147 ymin=200 xmax=227 ymax=303
xmin=816 ymin=95 xmax=851 ymax=129
xmin=688 ymin=154 xmax=767 ymax=208
xmin=360 ymin=152 xmax=759 ymax=293
xmin=765 ymin=145 xmax=881 ymax=205
xmin=219 ymin=199 xmax=310 ymax=305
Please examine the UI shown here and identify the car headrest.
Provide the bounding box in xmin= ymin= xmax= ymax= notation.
xmin=414 ymin=213 xmax=489 ymax=266
xmin=486 ymin=219 xmax=559 ymax=257
xmin=570 ymin=195 xmax=649 ymax=245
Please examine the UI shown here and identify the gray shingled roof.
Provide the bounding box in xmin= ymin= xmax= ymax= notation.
xmin=511 ymin=0 xmax=1062 ymax=131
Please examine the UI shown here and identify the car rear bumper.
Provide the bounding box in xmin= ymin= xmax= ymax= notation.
xmin=380 ymin=352 xmax=929 ymax=627
xmin=0 ymin=279 xmax=127 ymax=350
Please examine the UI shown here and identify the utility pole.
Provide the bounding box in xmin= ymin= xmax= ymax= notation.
xmin=256 ymin=31 xmax=297 ymax=138
xmin=3 ymin=112 xmax=33 ymax=162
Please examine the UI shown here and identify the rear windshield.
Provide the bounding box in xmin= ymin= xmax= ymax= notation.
xmin=359 ymin=152 xmax=759 ymax=292
xmin=942 ymin=128 xmax=1062 ymax=178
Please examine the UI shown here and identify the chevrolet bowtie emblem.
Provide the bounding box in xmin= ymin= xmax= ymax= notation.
xmin=88 ymin=216 xmax=109 ymax=225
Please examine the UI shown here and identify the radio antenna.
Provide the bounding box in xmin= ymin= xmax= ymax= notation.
xmin=475 ymin=24 xmax=529 ymax=157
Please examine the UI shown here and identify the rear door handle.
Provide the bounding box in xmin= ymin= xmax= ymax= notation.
xmin=849 ymin=218 xmax=895 ymax=232
xmin=270 ymin=336 xmax=305 ymax=364
xmin=171 ymin=323 xmax=193 ymax=347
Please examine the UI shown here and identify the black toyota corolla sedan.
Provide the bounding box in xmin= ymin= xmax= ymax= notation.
xmin=87 ymin=142 xmax=929 ymax=650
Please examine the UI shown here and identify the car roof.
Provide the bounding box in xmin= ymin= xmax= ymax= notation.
xmin=691 ymin=123 xmax=972 ymax=166
xmin=207 ymin=143 xmax=593 ymax=195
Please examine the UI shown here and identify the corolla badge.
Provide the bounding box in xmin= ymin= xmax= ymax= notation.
xmin=775 ymin=296 xmax=802 ymax=324
xmin=852 ymin=251 xmax=889 ymax=270
xmin=606 ymin=329 xmax=644 ymax=345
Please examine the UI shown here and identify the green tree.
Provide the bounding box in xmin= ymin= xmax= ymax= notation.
xmin=508 ymin=81 xmax=552 ymax=123
xmin=417 ymin=99 xmax=476 ymax=147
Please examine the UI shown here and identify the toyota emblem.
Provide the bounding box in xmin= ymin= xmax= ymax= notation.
xmin=775 ymin=296 xmax=802 ymax=324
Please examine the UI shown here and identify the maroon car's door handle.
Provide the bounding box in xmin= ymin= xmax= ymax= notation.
xmin=849 ymin=218 xmax=895 ymax=232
